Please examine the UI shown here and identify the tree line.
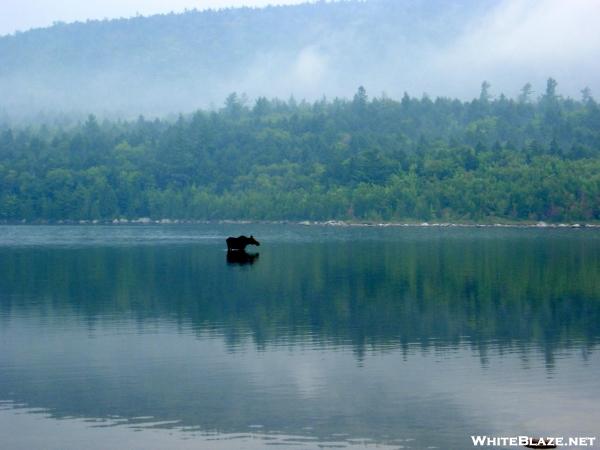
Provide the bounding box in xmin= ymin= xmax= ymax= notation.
xmin=1 ymin=79 xmax=599 ymax=222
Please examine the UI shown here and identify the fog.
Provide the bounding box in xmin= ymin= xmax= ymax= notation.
xmin=0 ymin=0 xmax=310 ymax=36
xmin=0 ymin=0 xmax=599 ymax=120
xmin=426 ymin=0 xmax=600 ymax=98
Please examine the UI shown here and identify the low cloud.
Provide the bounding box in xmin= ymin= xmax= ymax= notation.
xmin=426 ymin=0 xmax=600 ymax=98
xmin=1 ymin=0 xmax=599 ymax=119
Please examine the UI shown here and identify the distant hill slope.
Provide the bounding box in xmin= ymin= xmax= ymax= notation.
xmin=0 ymin=0 xmax=598 ymax=118
xmin=0 ymin=0 xmax=494 ymax=116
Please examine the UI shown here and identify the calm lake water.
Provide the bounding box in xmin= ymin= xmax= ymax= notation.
xmin=1 ymin=225 xmax=599 ymax=449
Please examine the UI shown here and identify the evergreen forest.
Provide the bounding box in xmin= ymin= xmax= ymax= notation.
xmin=1 ymin=81 xmax=599 ymax=223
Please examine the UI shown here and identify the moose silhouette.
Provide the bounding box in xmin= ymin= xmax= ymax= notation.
xmin=226 ymin=235 xmax=260 ymax=252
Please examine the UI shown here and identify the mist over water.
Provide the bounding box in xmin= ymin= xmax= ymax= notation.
xmin=1 ymin=0 xmax=599 ymax=119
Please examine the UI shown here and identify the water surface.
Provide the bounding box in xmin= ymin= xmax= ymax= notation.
xmin=1 ymin=225 xmax=599 ymax=449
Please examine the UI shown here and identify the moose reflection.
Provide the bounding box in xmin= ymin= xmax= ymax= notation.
xmin=226 ymin=250 xmax=259 ymax=265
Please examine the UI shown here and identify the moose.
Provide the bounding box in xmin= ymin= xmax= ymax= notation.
xmin=226 ymin=235 xmax=260 ymax=252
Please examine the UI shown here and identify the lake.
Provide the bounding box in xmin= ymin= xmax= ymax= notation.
xmin=0 ymin=225 xmax=599 ymax=449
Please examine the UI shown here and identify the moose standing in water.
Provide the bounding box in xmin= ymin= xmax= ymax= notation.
xmin=226 ymin=235 xmax=260 ymax=252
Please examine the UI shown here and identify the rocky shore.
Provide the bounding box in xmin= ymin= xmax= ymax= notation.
xmin=1 ymin=218 xmax=599 ymax=228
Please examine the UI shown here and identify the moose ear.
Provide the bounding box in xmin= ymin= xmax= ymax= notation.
xmin=250 ymin=235 xmax=253 ymax=238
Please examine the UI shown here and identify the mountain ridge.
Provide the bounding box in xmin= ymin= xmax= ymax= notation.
xmin=0 ymin=0 xmax=508 ymax=117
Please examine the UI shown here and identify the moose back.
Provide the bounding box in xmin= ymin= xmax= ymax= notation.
xmin=226 ymin=235 xmax=260 ymax=252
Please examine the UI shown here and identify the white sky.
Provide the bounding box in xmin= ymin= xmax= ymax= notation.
xmin=0 ymin=0 xmax=310 ymax=36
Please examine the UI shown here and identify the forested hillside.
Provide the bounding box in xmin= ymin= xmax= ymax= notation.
xmin=1 ymin=81 xmax=599 ymax=223
xmin=4 ymin=0 xmax=598 ymax=117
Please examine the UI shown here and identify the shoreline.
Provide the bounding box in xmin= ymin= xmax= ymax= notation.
xmin=1 ymin=218 xmax=599 ymax=229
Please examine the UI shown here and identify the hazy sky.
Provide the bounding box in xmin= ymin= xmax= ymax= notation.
xmin=0 ymin=0 xmax=309 ymax=36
